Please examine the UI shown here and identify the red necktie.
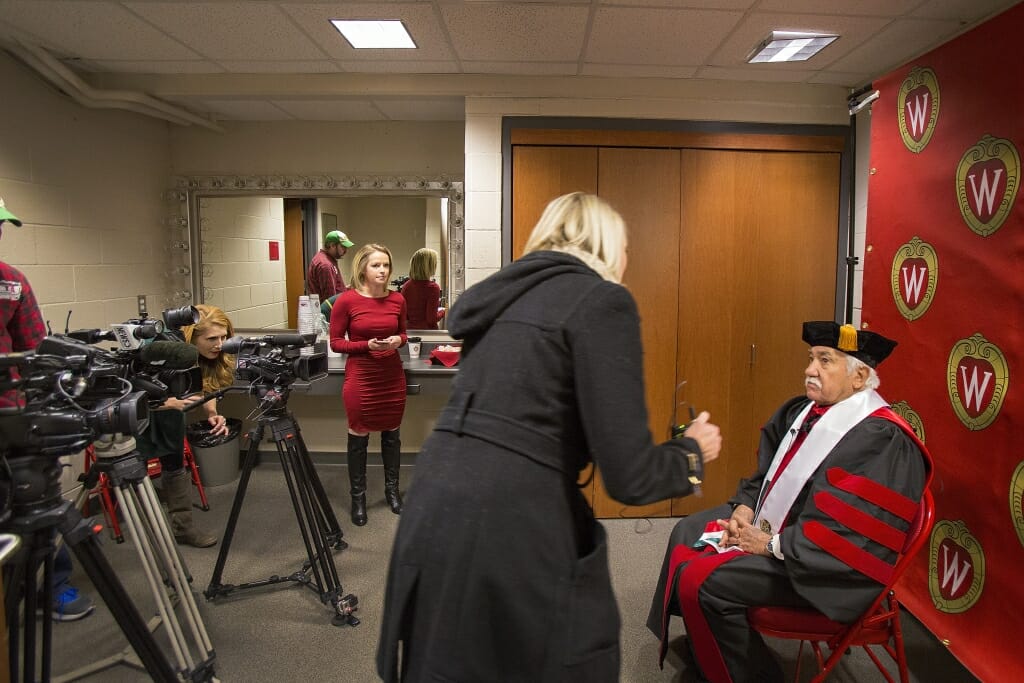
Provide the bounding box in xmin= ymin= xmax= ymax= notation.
xmin=758 ymin=404 xmax=830 ymax=515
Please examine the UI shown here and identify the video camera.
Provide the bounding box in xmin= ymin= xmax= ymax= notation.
xmin=0 ymin=338 xmax=155 ymax=458
xmin=223 ymin=333 xmax=327 ymax=388
xmin=71 ymin=305 xmax=199 ymax=350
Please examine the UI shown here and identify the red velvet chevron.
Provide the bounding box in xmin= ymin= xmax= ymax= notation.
xmin=804 ymin=467 xmax=919 ymax=584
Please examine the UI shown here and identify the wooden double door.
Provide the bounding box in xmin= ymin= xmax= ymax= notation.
xmin=511 ymin=133 xmax=841 ymax=517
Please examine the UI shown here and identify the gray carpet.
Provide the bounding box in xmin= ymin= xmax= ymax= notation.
xmin=41 ymin=463 xmax=978 ymax=682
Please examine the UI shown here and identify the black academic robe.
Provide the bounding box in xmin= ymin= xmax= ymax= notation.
xmin=648 ymin=394 xmax=931 ymax=683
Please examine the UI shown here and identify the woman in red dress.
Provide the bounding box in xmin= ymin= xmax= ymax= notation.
xmin=329 ymin=243 xmax=409 ymax=526
xmin=400 ymin=248 xmax=445 ymax=329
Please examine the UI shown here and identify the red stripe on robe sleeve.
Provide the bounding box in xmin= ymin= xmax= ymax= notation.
xmin=826 ymin=467 xmax=918 ymax=521
xmin=814 ymin=491 xmax=908 ymax=552
xmin=804 ymin=520 xmax=895 ymax=585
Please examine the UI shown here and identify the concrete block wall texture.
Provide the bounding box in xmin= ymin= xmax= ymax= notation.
xmin=0 ymin=53 xmax=174 ymax=334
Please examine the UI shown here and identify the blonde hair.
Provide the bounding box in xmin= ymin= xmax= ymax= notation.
xmin=350 ymin=243 xmax=394 ymax=290
xmin=409 ymin=248 xmax=439 ymax=281
xmin=521 ymin=192 xmax=627 ymax=283
xmin=182 ymin=304 xmax=236 ymax=393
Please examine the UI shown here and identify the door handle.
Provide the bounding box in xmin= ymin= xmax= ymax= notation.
xmin=750 ymin=344 xmax=757 ymax=366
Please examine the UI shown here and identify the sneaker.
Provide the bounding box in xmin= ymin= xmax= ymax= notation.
xmin=51 ymin=586 xmax=95 ymax=622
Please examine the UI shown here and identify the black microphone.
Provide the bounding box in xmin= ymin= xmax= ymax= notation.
xmin=138 ymin=341 xmax=198 ymax=369
xmin=67 ymin=328 xmax=116 ymax=344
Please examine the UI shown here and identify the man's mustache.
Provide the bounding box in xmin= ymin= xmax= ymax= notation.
xmin=805 ymin=378 xmax=822 ymax=390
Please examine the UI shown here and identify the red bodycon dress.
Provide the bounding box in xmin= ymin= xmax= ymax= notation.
xmin=329 ymin=289 xmax=408 ymax=432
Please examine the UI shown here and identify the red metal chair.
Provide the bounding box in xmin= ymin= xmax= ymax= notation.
xmin=748 ymin=488 xmax=935 ymax=683
xmin=83 ymin=438 xmax=209 ymax=543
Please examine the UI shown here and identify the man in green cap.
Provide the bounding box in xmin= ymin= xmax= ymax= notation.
xmin=307 ymin=229 xmax=355 ymax=301
xmin=1 ymin=197 xmax=96 ymax=621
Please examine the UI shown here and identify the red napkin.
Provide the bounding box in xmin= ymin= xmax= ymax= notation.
xmin=429 ymin=349 xmax=461 ymax=367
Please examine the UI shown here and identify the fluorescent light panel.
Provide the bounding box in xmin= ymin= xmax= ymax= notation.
xmin=748 ymin=31 xmax=837 ymax=63
xmin=331 ymin=20 xmax=416 ymax=49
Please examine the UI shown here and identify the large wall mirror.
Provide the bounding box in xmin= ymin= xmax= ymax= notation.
xmin=169 ymin=174 xmax=464 ymax=333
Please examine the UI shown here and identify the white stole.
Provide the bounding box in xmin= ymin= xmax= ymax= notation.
xmin=753 ymin=389 xmax=888 ymax=534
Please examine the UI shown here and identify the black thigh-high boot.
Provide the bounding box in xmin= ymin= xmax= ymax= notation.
xmin=347 ymin=433 xmax=369 ymax=526
xmin=381 ymin=429 xmax=403 ymax=514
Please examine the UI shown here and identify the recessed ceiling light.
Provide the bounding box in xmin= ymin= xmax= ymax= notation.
xmin=331 ymin=20 xmax=416 ymax=49
xmin=747 ymin=31 xmax=838 ymax=63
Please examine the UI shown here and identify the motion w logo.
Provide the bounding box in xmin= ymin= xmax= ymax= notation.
xmin=900 ymin=264 xmax=927 ymax=306
xmin=898 ymin=68 xmax=939 ymax=152
xmin=939 ymin=544 xmax=973 ymax=599
xmin=905 ymin=93 xmax=930 ymax=140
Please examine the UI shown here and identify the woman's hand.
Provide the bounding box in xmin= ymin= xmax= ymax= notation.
xmin=368 ymin=336 xmax=401 ymax=351
xmin=684 ymin=411 xmax=722 ymax=463
xmin=207 ymin=413 xmax=229 ymax=437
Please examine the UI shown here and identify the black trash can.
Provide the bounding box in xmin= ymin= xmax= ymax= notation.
xmin=187 ymin=418 xmax=243 ymax=487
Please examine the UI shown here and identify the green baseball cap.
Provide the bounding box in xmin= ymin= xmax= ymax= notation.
xmin=0 ymin=198 xmax=22 ymax=226
xmin=325 ymin=230 xmax=354 ymax=248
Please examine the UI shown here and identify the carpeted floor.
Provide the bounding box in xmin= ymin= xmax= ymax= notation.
xmin=37 ymin=462 xmax=978 ymax=682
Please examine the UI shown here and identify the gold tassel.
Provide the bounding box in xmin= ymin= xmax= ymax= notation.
xmin=838 ymin=324 xmax=859 ymax=352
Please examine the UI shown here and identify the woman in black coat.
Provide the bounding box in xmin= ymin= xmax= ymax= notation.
xmin=377 ymin=192 xmax=721 ymax=682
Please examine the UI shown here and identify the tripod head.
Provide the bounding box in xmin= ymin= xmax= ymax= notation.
xmin=222 ymin=333 xmax=327 ymax=414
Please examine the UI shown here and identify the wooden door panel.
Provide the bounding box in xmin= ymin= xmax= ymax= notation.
xmin=510 ymin=145 xmax=599 ymax=503
xmin=592 ymin=147 xmax=681 ymax=519
xmin=671 ymin=150 xmax=841 ymax=515
xmin=673 ymin=150 xmax=758 ymax=514
xmin=751 ymin=152 xmax=841 ymax=422
xmin=511 ymin=146 xmax=598 ymax=259
xmin=284 ymin=199 xmax=304 ymax=329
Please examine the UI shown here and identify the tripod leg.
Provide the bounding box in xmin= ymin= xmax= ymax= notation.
xmin=292 ymin=421 xmax=345 ymax=546
xmin=207 ymin=425 xmax=264 ymax=594
xmin=58 ymin=504 xmax=179 ymax=683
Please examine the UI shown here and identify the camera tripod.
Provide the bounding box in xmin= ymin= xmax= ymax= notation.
xmin=204 ymin=397 xmax=358 ymax=626
xmin=54 ymin=443 xmax=217 ymax=682
xmin=1 ymin=450 xmax=200 ymax=683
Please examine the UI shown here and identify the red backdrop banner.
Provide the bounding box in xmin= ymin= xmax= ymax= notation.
xmin=863 ymin=5 xmax=1024 ymax=681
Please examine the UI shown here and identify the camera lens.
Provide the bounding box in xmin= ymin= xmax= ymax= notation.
xmin=163 ymin=305 xmax=200 ymax=329
xmin=93 ymin=391 xmax=149 ymax=435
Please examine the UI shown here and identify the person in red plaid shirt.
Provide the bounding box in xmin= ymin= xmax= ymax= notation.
xmin=0 ymin=198 xmax=96 ymax=621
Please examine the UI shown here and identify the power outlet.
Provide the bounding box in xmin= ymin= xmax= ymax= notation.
xmin=137 ymin=294 xmax=148 ymax=318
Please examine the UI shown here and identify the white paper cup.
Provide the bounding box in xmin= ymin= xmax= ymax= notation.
xmin=408 ymin=341 xmax=421 ymax=360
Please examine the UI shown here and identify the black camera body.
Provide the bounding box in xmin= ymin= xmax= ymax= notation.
xmin=226 ymin=333 xmax=327 ymax=387
xmin=0 ymin=339 xmax=154 ymax=458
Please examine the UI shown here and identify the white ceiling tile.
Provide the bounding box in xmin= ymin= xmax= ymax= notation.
xmin=281 ymin=3 xmax=457 ymax=62
xmin=460 ymin=61 xmax=579 ymax=76
xmin=709 ymin=12 xmax=891 ymax=67
xmin=125 ymin=1 xmax=327 ymax=61
xmin=909 ymin=0 xmax=1020 ymax=20
xmin=756 ymin=0 xmax=922 ymax=16
xmin=440 ymin=3 xmax=589 ymax=62
xmin=827 ymin=18 xmax=966 ymax=76
xmin=271 ymin=99 xmax=387 ymax=121
xmin=598 ymin=0 xmax=753 ymax=7
xmin=0 ymin=0 xmax=200 ymax=60
xmin=587 ymin=7 xmax=745 ymax=65
xmin=337 ymin=60 xmax=461 ymax=74
xmin=581 ymin=63 xmax=699 ymax=78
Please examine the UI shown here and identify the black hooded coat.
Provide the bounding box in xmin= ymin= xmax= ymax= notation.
xmin=376 ymin=251 xmax=704 ymax=682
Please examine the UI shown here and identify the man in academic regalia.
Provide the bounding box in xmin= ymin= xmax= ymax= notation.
xmin=647 ymin=321 xmax=932 ymax=683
